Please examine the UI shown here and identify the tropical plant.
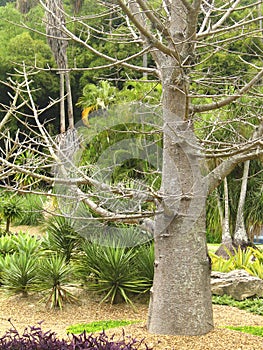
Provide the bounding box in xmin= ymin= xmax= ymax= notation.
xmin=13 ymin=232 xmax=42 ymax=257
xmin=231 ymin=246 xmax=254 ymax=269
xmin=0 ymin=197 xmax=23 ymax=232
xmin=1 ymin=252 xmax=38 ymax=296
xmin=14 ymin=150 xmax=41 ymax=191
xmin=210 ymin=247 xmax=263 ymax=278
xmin=43 ymin=216 xmax=82 ymax=263
xmin=0 ymin=234 xmax=16 ymax=256
xmin=212 ymin=295 xmax=263 ymax=316
xmin=77 ymin=80 xmax=118 ymax=116
xmin=135 ymin=242 xmax=154 ymax=286
xmin=0 ymin=322 xmax=146 ymax=350
xmin=35 ymin=254 xmax=77 ymax=309
xmin=79 ymin=242 xmax=150 ymax=304
xmin=209 ymin=252 xmax=234 ymax=273
xmin=17 ymin=194 xmax=45 ymax=226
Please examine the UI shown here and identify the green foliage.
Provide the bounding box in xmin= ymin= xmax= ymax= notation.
xmin=212 ymin=295 xmax=263 ymax=316
xmin=1 ymin=252 xmax=38 ymax=296
xmin=43 ymin=216 xmax=82 ymax=263
xmin=135 ymin=242 xmax=154 ymax=285
xmin=210 ymin=252 xmax=234 ymax=273
xmin=67 ymin=320 xmax=141 ymax=334
xmin=0 ymin=234 xmax=16 ymax=256
xmin=14 ymin=151 xmax=42 ymax=191
xmin=244 ymin=249 xmax=263 ymax=279
xmin=13 ymin=232 xmax=42 ymax=256
xmin=0 ymin=197 xmax=23 ymax=232
xmin=244 ymin=160 xmax=263 ymax=235
xmin=210 ymin=247 xmax=262 ymax=276
xmin=116 ymin=80 xmax=162 ymax=105
xmin=206 ymin=189 xmax=222 ymax=244
xmin=225 ymin=325 xmax=263 ymax=337
xmin=35 ymin=254 xmax=78 ymax=309
xmin=77 ymin=80 xmax=118 ymax=110
xmin=79 ymin=242 xmax=150 ymax=304
xmin=16 ymin=194 xmax=45 ymax=226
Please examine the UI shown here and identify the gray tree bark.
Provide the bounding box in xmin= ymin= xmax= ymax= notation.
xmin=147 ymin=55 xmax=213 ymax=334
xmin=233 ymin=160 xmax=250 ymax=245
xmin=45 ymin=0 xmax=74 ymax=132
xmin=222 ymin=177 xmax=231 ymax=244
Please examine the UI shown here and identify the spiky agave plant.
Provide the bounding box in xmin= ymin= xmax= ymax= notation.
xmin=35 ymin=254 xmax=78 ymax=309
xmin=43 ymin=216 xmax=82 ymax=263
xmin=1 ymin=252 xmax=38 ymax=296
xmin=80 ymin=242 xmax=150 ymax=304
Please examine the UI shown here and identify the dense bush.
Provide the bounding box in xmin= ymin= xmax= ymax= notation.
xmin=0 ymin=322 xmax=150 ymax=350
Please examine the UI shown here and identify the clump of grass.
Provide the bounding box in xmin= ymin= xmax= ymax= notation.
xmin=225 ymin=326 xmax=263 ymax=337
xmin=67 ymin=320 xmax=141 ymax=334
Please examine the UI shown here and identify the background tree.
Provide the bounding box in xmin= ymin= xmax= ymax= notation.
xmin=45 ymin=0 xmax=74 ymax=132
xmin=16 ymin=0 xmax=37 ymax=14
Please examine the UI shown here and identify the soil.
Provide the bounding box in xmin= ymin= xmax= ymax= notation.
xmin=0 ymin=289 xmax=263 ymax=350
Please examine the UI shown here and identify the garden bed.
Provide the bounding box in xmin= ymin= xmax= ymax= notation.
xmin=0 ymin=290 xmax=262 ymax=350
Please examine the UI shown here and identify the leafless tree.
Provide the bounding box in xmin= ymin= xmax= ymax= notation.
xmin=0 ymin=0 xmax=263 ymax=336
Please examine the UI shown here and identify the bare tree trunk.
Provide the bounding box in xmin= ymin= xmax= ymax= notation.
xmin=223 ymin=177 xmax=232 ymax=244
xmin=233 ymin=160 xmax=250 ymax=245
xmin=147 ymin=66 xmax=213 ymax=335
xmin=215 ymin=177 xmax=235 ymax=258
xmin=45 ymin=0 xmax=74 ymax=132
xmin=65 ymin=71 xmax=74 ymax=129
xmin=60 ymin=73 xmax=66 ymax=133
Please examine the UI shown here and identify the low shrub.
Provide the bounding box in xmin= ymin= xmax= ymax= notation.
xmin=212 ymin=295 xmax=263 ymax=315
xmin=1 ymin=252 xmax=38 ymax=296
xmin=1 ymin=197 xmax=23 ymax=232
xmin=0 ymin=234 xmax=16 ymax=256
xmin=210 ymin=247 xmax=263 ymax=278
xmin=34 ymin=254 xmax=78 ymax=309
xmin=0 ymin=322 xmax=151 ymax=349
xmin=79 ymin=242 xmax=150 ymax=304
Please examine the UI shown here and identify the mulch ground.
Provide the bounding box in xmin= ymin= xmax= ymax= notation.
xmin=0 ymin=289 xmax=263 ymax=350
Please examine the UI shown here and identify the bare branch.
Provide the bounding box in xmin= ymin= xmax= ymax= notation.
xmin=192 ymin=68 xmax=263 ymax=113
xmin=206 ymin=122 xmax=263 ymax=193
xmin=116 ymin=0 xmax=180 ymax=61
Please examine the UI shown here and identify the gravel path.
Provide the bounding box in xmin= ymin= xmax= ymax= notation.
xmin=0 ymin=290 xmax=262 ymax=349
